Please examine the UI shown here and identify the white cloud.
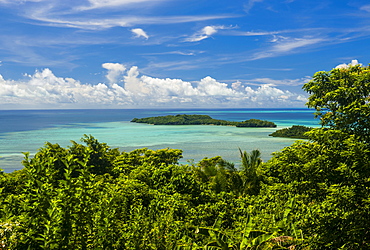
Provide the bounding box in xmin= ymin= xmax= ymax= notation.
xmin=0 ymin=64 xmax=307 ymax=109
xmin=297 ymin=95 xmax=307 ymax=102
xmin=131 ymin=28 xmax=149 ymax=39
xmin=244 ymin=0 xmax=264 ymax=13
xmin=0 ymin=68 xmax=131 ymax=108
xmin=241 ymin=31 xmax=279 ymax=36
xmin=12 ymin=1 xmax=236 ymax=31
xmin=335 ymin=59 xmax=362 ymax=69
xmin=124 ymin=66 xmax=151 ymax=95
xmin=141 ymin=50 xmax=201 ymax=56
xmin=252 ymin=37 xmax=324 ymax=60
xmin=102 ymin=63 xmax=126 ymax=85
xmin=272 ymin=37 xmax=324 ymax=52
xmin=209 ymin=27 xmax=325 ymax=38
xmin=0 ymin=0 xmax=45 ymax=3
xmin=80 ymin=0 xmax=157 ymax=10
xmin=231 ymin=80 xmax=243 ymax=91
xmin=197 ymin=76 xmax=237 ymax=96
xmin=30 ymin=13 xmax=235 ymax=31
xmin=185 ymin=25 xmax=231 ymax=42
xmin=203 ymin=26 xmax=218 ymax=36
xmin=249 ymin=76 xmax=311 ymax=86
xmin=360 ymin=4 xmax=370 ymax=12
xmin=243 ymin=84 xmax=300 ymax=105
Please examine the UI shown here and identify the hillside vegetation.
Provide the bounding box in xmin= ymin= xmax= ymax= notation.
xmin=1 ymin=64 xmax=370 ymax=249
xmin=131 ymin=114 xmax=277 ymax=127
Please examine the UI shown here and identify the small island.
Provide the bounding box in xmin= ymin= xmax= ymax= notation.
xmin=131 ymin=114 xmax=277 ymax=127
xmin=269 ymin=125 xmax=313 ymax=139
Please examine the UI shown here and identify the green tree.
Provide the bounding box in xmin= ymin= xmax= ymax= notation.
xmin=193 ymin=156 xmax=241 ymax=194
xmin=1 ymin=135 xmax=309 ymax=249
xmin=239 ymin=149 xmax=263 ymax=195
xmin=260 ymin=135 xmax=370 ymax=249
xmin=303 ymin=64 xmax=370 ymax=142
xmin=70 ymin=134 xmax=120 ymax=175
xmin=255 ymin=63 xmax=370 ymax=249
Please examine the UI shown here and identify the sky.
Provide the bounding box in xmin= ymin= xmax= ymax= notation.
xmin=0 ymin=0 xmax=369 ymax=109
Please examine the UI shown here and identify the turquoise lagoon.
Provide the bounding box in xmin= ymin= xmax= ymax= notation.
xmin=0 ymin=109 xmax=319 ymax=173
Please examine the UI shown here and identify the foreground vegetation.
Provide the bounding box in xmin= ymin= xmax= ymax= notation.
xmin=1 ymin=64 xmax=370 ymax=249
xmin=131 ymin=114 xmax=277 ymax=127
xmin=269 ymin=125 xmax=313 ymax=139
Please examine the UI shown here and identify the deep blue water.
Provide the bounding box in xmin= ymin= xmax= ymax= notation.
xmin=0 ymin=109 xmax=319 ymax=173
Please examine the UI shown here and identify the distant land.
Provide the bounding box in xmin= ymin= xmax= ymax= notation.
xmin=131 ymin=114 xmax=277 ymax=127
xmin=269 ymin=125 xmax=313 ymax=139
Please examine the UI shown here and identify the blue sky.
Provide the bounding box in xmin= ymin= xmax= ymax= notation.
xmin=0 ymin=0 xmax=369 ymax=109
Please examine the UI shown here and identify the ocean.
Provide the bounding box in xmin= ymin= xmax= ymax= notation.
xmin=0 ymin=109 xmax=320 ymax=173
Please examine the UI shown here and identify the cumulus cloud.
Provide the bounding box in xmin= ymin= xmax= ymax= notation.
xmin=197 ymin=76 xmax=238 ymax=96
xmin=0 ymin=69 xmax=127 ymax=108
xmin=231 ymin=80 xmax=243 ymax=91
xmin=185 ymin=25 xmax=231 ymax=42
xmin=335 ymin=59 xmax=362 ymax=69
xmin=131 ymin=28 xmax=149 ymax=39
xmin=102 ymin=63 xmax=126 ymax=85
xmin=0 ymin=64 xmax=307 ymax=109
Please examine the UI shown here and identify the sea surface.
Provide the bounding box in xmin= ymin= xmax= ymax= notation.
xmin=0 ymin=109 xmax=320 ymax=173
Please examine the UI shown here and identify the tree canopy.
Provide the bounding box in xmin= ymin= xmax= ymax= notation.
xmin=303 ymin=64 xmax=370 ymax=142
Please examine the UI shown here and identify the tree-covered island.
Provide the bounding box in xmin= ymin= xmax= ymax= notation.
xmin=131 ymin=114 xmax=277 ymax=127
xmin=269 ymin=125 xmax=313 ymax=139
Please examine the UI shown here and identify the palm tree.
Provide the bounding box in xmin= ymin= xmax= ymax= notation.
xmin=239 ymin=148 xmax=263 ymax=195
xmin=194 ymin=156 xmax=240 ymax=193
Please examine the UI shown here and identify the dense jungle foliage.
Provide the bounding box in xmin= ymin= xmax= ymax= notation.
xmin=131 ymin=115 xmax=277 ymax=127
xmin=1 ymin=64 xmax=370 ymax=249
xmin=269 ymin=125 xmax=313 ymax=139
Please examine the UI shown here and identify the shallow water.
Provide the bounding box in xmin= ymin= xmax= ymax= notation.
xmin=0 ymin=109 xmax=319 ymax=172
